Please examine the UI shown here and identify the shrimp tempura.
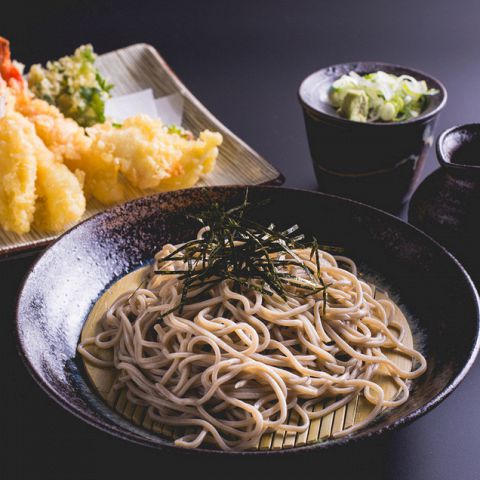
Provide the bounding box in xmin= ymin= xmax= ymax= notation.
xmin=0 ymin=113 xmax=37 ymax=233
xmin=33 ymin=141 xmax=86 ymax=233
xmin=13 ymin=87 xmax=91 ymax=165
xmin=0 ymin=112 xmax=86 ymax=233
xmin=0 ymin=37 xmax=24 ymax=86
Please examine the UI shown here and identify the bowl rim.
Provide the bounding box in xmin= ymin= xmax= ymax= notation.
xmin=15 ymin=185 xmax=480 ymax=455
xmin=436 ymin=123 xmax=480 ymax=170
xmin=298 ymin=61 xmax=448 ymax=127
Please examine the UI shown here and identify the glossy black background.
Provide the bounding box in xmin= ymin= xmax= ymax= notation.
xmin=2 ymin=1 xmax=480 ymax=479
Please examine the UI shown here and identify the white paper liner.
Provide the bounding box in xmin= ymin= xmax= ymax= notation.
xmin=105 ymin=89 xmax=183 ymax=125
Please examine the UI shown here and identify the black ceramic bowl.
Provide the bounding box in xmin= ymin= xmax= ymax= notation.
xmin=16 ymin=186 xmax=479 ymax=454
xmin=298 ymin=62 xmax=447 ymax=212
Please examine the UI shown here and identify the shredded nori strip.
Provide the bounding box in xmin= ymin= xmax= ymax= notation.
xmin=155 ymin=192 xmax=337 ymax=318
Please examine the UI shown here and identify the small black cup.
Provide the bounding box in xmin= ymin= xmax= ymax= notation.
xmin=298 ymin=61 xmax=447 ymax=212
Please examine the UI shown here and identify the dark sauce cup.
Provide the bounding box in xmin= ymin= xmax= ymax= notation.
xmin=298 ymin=62 xmax=447 ymax=213
xmin=409 ymin=124 xmax=480 ymax=283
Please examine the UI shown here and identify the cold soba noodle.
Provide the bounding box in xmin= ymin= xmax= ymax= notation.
xmin=78 ymin=201 xmax=426 ymax=451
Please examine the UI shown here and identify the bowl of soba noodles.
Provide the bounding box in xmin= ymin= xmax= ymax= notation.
xmin=16 ymin=186 xmax=480 ymax=454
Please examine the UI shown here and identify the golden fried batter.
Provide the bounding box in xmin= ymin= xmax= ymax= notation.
xmin=13 ymin=86 xmax=91 ymax=165
xmin=85 ymin=115 xmax=222 ymax=202
xmin=87 ymin=115 xmax=178 ymax=190
xmin=71 ymin=134 xmax=124 ymax=205
xmin=0 ymin=111 xmax=86 ymax=233
xmin=0 ymin=113 xmax=37 ymax=234
xmin=34 ymin=143 xmax=86 ymax=232
xmin=155 ymin=130 xmax=222 ymax=191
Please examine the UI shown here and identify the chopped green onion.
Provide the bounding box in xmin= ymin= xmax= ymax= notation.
xmin=329 ymin=70 xmax=438 ymax=123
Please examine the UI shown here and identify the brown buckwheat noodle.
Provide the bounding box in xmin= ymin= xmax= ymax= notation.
xmin=78 ymin=229 xmax=426 ymax=451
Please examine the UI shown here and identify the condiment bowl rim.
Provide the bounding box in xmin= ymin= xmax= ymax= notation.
xmin=436 ymin=123 xmax=480 ymax=170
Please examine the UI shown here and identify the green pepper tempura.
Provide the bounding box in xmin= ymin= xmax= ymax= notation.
xmin=329 ymin=71 xmax=438 ymax=123
xmin=28 ymin=45 xmax=113 ymax=127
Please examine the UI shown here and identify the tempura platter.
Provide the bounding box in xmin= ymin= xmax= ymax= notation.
xmin=0 ymin=43 xmax=282 ymax=259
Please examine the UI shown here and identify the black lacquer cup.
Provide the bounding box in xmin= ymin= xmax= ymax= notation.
xmin=298 ymin=62 xmax=447 ymax=212
xmin=409 ymin=124 xmax=480 ymax=284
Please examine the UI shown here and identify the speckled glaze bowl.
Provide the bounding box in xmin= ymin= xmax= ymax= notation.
xmin=16 ymin=186 xmax=479 ymax=454
xmin=298 ymin=62 xmax=447 ymax=212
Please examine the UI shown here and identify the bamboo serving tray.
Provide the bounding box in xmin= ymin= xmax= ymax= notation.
xmin=81 ymin=266 xmax=413 ymax=451
xmin=0 ymin=44 xmax=282 ymax=259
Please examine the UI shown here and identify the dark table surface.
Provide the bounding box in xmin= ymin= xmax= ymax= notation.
xmin=2 ymin=1 xmax=480 ymax=479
